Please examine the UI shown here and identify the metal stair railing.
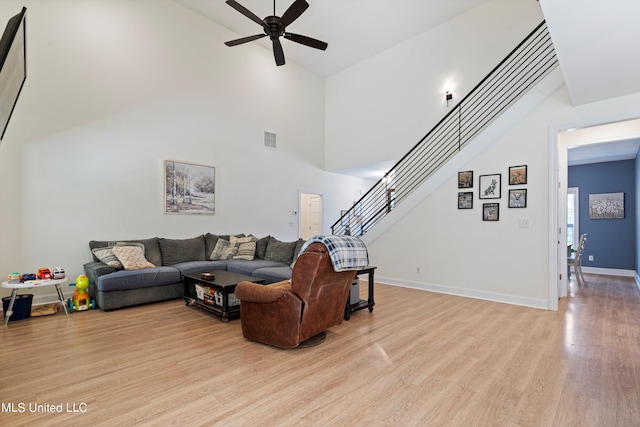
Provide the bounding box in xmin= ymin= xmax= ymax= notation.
xmin=331 ymin=21 xmax=558 ymax=237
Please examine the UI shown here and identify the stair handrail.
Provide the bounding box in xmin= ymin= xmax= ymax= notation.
xmin=331 ymin=20 xmax=558 ymax=236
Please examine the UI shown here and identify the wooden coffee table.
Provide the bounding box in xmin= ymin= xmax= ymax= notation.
xmin=183 ymin=270 xmax=265 ymax=322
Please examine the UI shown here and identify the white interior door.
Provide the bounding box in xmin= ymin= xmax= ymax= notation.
xmin=300 ymin=193 xmax=323 ymax=240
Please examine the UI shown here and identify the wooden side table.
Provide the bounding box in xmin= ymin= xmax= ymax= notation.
xmin=2 ymin=277 xmax=70 ymax=325
xmin=344 ymin=266 xmax=376 ymax=320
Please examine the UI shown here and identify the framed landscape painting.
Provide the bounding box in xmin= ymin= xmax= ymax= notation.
xmin=589 ymin=192 xmax=624 ymax=219
xmin=165 ymin=161 xmax=215 ymax=215
xmin=509 ymin=165 xmax=527 ymax=185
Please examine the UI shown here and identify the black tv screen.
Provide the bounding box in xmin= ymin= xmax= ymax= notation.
xmin=0 ymin=7 xmax=26 ymax=141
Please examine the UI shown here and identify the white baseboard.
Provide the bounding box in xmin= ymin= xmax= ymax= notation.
xmin=580 ymin=266 xmax=637 ymax=277
xmin=32 ymin=290 xmax=74 ymax=306
xmin=375 ymin=276 xmax=550 ymax=310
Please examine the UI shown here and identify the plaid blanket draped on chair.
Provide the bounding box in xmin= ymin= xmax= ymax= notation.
xmin=299 ymin=235 xmax=369 ymax=272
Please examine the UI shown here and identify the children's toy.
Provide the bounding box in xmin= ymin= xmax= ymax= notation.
xmin=52 ymin=267 xmax=66 ymax=279
xmin=37 ymin=268 xmax=52 ymax=280
xmin=21 ymin=273 xmax=36 ymax=281
xmin=7 ymin=272 xmax=20 ymax=284
xmin=68 ymin=275 xmax=95 ymax=312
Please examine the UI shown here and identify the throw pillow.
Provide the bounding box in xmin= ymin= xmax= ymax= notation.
xmin=230 ymin=235 xmax=254 ymax=244
xmin=209 ymin=239 xmax=238 ymax=260
xmin=264 ymin=236 xmax=297 ymax=264
xmin=111 ymin=245 xmax=155 ymax=270
xmin=92 ymin=247 xmax=124 ymax=269
xmin=233 ymin=241 xmax=257 ymax=260
xmin=89 ymin=238 xmax=162 ymax=266
xmin=91 ymin=242 xmax=146 ymax=269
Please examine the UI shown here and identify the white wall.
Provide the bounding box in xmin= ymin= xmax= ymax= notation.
xmin=325 ymin=0 xmax=544 ymax=172
xmin=0 ymin=0 xmax=370 ymax=300
xmin=367 ymin=86 xmax=640 ymax=309
xmin=323 ymin=0 xmax=640 ymax=309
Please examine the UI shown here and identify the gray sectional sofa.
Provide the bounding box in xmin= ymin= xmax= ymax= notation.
xmin=83 ymin=233 xmax=304 ymax=311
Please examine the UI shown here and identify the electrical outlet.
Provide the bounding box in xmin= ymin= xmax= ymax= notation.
xmin=588 ymin=255 xmax=594 ymax=261
xmin=519 ymin=219 xmax=530 ymax=228
xmin=416 ymin=266 xmax=422 ymax=274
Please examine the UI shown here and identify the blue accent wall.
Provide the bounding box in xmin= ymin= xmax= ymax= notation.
xmin=568 ymin=159 xmax=636 ymax=270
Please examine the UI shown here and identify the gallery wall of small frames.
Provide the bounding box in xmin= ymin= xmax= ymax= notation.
xmin=457 ymin=165 xmax=528 ymax=221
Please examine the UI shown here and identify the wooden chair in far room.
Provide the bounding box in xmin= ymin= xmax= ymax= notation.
xmin=568 ymin=233 xmax=588 ymax=285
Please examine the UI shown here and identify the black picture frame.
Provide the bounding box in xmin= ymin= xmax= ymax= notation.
xmin=482 ymin=203 xmax=499 ymax=221
xmin=479 ymin=174 xmax=501 ymax=199
xmin=509 ymin=165 xmax=527 ymax=185
xmin=509 ymin=189 xmax=527 ymax=208
xmin=458 ymin=171 xmax=473 ymax=188
xmin=458 ymin=192 xmax=473 ymax=209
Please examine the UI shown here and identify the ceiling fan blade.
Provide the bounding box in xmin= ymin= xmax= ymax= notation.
xmin=272 ymin=38 xmax=285 ymax=66
xmin=284 ymin=32 xmax=328 ymax=50
xmin=225 ymin=0 xmax=266 ymax=28
xmin=280 ymin=0 xmax=309 ymax=28
xmin=225 ymin=34 xmax=267 ymax=47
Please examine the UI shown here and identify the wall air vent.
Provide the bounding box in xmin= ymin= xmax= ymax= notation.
xmin=264 ymin=131 xmax=277 ymax=149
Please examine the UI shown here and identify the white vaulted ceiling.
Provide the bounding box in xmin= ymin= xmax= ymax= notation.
xmin=539 ymin=0 xmax=640 ymax=106
xmin=173 ymin=0 xmax=640 ymax=170
xmin=176 ymin=0 xmax=640 ymax=106
xmin=174 ymin=0 xmax=491 ymax=77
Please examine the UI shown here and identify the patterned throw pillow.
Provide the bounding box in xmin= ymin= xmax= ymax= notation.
xmin=230 ymin=235 xmax=254 ymax=244
xmin=209 ymin=239 xmax=238 ymax=260
xmin=111 ymin=245 xmax=155 ymax=270
xmin=233 ymin=241 xmax=256 ymax=260
xmin=92 ymin=247 xmax=124 ymax=269
xmin=91 ymin=243 xmax=146 ymax=269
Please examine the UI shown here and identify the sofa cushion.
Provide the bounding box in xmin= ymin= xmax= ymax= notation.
xmin=90 ymin=238 xmax=162 ymax=266
xmin=96 ymin=266 xmax=181 ymax=292
xmin=227 ymin=259 xmax=287 ymax=276
xmin=159 ymin=236 xmax=206 ymax=265
xmin=112 ymin=245 xmax=156 ymax=270
xmin=172 ymin=260 xmax=229 ymax=277
xmin=291 ymin=238 xmax=306 ymax=265
xmin=251 ymin=266 xmax=294 ymax=284
xmin=254 ymin=235 xmax=270 ymax=259
xmin=264 ymin=237 xmax=297 ymax=264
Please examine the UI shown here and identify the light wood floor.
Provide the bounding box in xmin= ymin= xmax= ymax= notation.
xmin=1 ymin=275 xmax=639 ymax=426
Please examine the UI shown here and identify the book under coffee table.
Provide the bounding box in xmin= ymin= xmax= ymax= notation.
xmin=183 ymin=270 xmax=265 ymax=322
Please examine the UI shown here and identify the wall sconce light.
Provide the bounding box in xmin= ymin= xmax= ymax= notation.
xmin=445 ymin=91 xmax=453 ymax=107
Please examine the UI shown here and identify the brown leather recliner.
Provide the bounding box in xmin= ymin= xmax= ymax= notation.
xmin=235 ymin=242 xmax=357 ymax=349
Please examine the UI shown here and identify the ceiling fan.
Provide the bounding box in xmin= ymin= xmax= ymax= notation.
xmin=224 ymin=0 xmax=328 ymax=66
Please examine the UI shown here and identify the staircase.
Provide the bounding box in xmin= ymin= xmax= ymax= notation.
xmin=331 ymin=21 xmax=559 ymax=238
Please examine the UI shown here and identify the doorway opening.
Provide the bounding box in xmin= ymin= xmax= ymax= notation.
xmin=300 ymin=192 xmax=323 ymax=240
xmin=551 ymin=117 xmax=640 ymax=305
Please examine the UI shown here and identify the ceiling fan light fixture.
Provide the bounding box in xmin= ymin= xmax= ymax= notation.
xmin=224 ymin=0 xmax=327 ymax=67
